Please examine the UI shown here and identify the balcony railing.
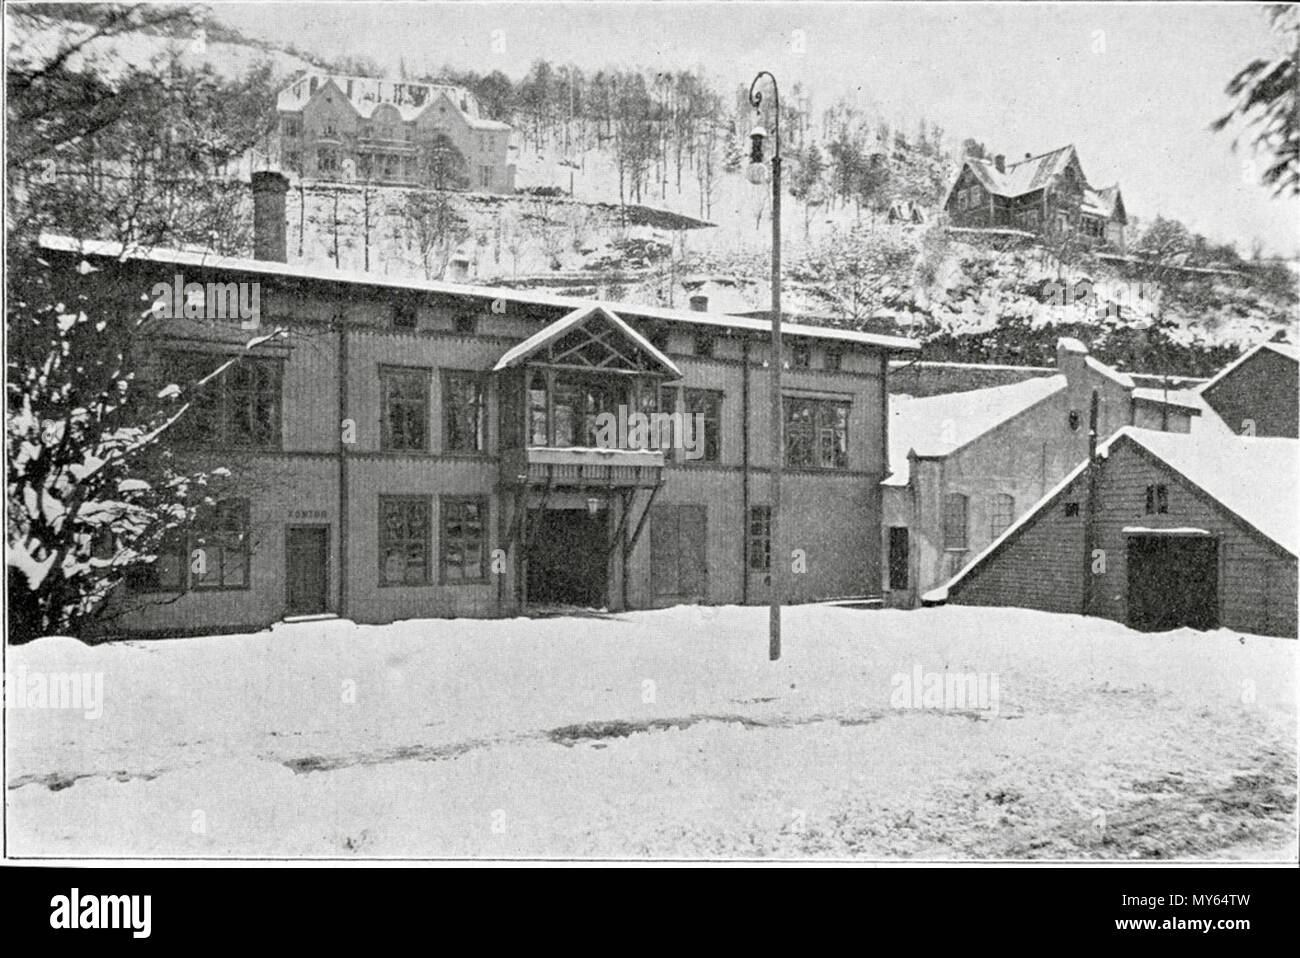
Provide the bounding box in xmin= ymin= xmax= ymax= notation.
xmin=501 ymin=446 xmax=665 ymax=488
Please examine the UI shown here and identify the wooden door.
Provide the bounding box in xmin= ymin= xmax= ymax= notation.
xmin=286 ymin=525 xmax=329 ymax=615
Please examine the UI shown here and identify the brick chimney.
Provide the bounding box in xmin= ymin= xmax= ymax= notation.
xmin=994 ymin=154 xmax=1005 ymax=174
xmin=251 ymin=170 xmax=289 ymax=263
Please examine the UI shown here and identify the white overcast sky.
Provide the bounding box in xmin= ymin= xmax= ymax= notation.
xmin=215 ymin=1 xmax=1299 ymax=255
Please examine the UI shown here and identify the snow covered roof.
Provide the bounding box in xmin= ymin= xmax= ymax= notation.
xmin=1085 ymin=354 xmax=1135 ymax=389
xmin=40 ymin=234 xmax=920 ymax=354
xmin=1082 ymin=184 xmax=1123 ymax=221
xmin=1122 ymin=428 xmax=1299 ymax=555
xmin=884 ymin=375 xmax=1066 ymax=485
xmin=493 ymin=304 xmax=682 ymax=378
xmin=964 ymin=145 xmax=1081 ymax=198
xmin=1131 ymin=387 xmax=1203 ymax=412
xmin=925 ymin=426 xmax=1299 ymax=603
xmin=277 ymin=74 xmax=511 ymax=131
xmin=1196 ymin=340 xmax=1299 ymax=396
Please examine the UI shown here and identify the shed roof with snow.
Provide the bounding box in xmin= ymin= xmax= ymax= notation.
xmin=885 ymin=375 xmax=1067 ymax=485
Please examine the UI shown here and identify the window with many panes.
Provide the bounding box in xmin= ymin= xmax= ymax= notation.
xmin=943 ymin=493 xmax=968 ymax=550
xmin=379 ymin=496 xmax=430 ymax=585
xmin=748 ymin=506 xmax=771 ymax=571
xmin=791 ymin=342 xmax=812 ymax=368
xmin=440 ymin=497 xmax=488 ymax=583
xmin=381 ymin=366 xmax=429 ymax=451
xmin=169 ymin=354 xmax=282 ymax=449
xmin=784 ymin=397 xmax=849 ymax=469
xmin=443 ymin=371 xmax=486 ymax=453
xmin=128 ymin=499 xmax=250 ymax=592
xmin=1144 ymin=483 xmax=1168 ymax=514
xmin=682 ymin=388 xmax=721 ymax=462
xmin=191 ymin=500 xmax=251 ymax=589
xmin=989 ymin=493 xmax=1015 ymax=540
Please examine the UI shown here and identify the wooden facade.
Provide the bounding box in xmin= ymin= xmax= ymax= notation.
xmin=937 ymin=431 xmax=1298 ymax=638
xmin=1199 ymin=341 xmax=1299 ymax=439
xmin=47 ymin=239 xmax=917 ymax=636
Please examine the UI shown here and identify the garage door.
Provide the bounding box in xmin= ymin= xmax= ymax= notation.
xmin=1126 ymin=534 xmax=1219 ymax=631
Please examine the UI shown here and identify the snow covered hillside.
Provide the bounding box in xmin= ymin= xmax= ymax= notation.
xmin=8 ymin=605 xmax=1294 ymax=859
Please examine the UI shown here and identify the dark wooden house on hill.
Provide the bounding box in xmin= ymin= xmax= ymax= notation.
xmin=944 ymin=145 xmax=1128 ymax=250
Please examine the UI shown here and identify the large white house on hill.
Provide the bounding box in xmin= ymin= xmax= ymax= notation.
xmin=275 ymin=73 xmax=515 ymax=192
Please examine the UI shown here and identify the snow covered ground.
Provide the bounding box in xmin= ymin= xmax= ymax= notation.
xmin=6 ymin=605 xmax=1295 ymax=860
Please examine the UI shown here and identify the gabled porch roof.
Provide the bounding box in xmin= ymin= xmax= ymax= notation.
xmin=493 ymin=304 xmax=683 ymax=379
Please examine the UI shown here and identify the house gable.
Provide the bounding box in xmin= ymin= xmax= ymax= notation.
xmin=1201 ymin=342 xmax=1300 ymax=438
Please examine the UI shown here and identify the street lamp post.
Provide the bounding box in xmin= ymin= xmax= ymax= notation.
xmin=748 ymin=71 xmax=782 ymax=662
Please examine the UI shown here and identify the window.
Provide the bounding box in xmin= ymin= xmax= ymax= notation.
xmin=479 ymin=165 xmax=492 ymax=188
xmin=791 ymin=342 xmax=812 ymax=369
xmin=693 ymin=330 xmax=716 ymax=358
xmin=989 ymin=493 xmax=1015 ymax=539
xmin=322 ymin=120 xmax=337 ymax=136
xmin=943 ymin=493 xmax=968 ymax=550
xmin=1145 ymin=483 xmax=1169 ymax=515
xmin=282 ymin=117 xmax=302 ymax=138
xmin=957 ymin=188 xmax=969 ymax=211
xmin=1064 ymin=501 xmax=1080 ymax=517
xmin=443 ymin=370 xmax=486 ymax=453
xmin=528 ymin=370 xmax=548 ymax=446
xmin=318 ymin=148 xmax=338 ymax=173
xmin=656 ymin=384 xmax=679 ymax=458
xmin=970 ymin=184 xmax=983 ymax=204
xmin=285 ymin=150 xmax=301 ymax=171
xmin=170 ymin=354 xmax=282 ymax=449
xmin=380 ymin=366 xmax=429 ymax=451
xmin=785 ymin=397 xmax=850 ymax=469
xmin=191 ymin=500 xmax=250 ymax=590
xmin=453 ymin=314 xmax=478 ymax=335
xmin=682 ymin=388 xmax=721 ymax=462
xmin=748 ymin=506 xmax=771 ymax=571
xmin=380 ymin=496 xmax=430 ymax=585
xmin=824 ymin=348 xmax=843 ymax=372
xmin=128 ymin=500 xmax=250 ymax=592
xmin=393 ymin=302 xmax=417 ymax=329
xmin=1068 ymin=409 xmax=1081 ymax=431
xmin=888 ymin=526 xmax=909 ymax=590
xmin=440 ymin=497 xmax=488 ymax=582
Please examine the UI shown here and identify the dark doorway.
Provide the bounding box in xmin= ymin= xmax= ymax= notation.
xmin=888 ymin=526 xmax=910 ymax=591
xmin=286 ymin=525 xmax=329 ymax=615
xmin=1126 ymin=534 xmax=1219 ymax=631
xmin=526 ymin=508 xmax=609 ymax=607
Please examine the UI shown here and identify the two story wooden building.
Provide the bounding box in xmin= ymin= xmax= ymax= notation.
xmin=42 ymin=175 xmax=917 ymax=636
xmin=944 ymin=145 xmax=1128 ymax=250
